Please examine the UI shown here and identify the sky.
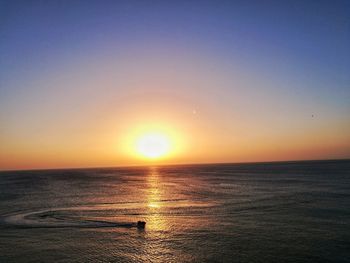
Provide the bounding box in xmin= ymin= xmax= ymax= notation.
xmin=0 ymin=0 xmax=349 ymax=170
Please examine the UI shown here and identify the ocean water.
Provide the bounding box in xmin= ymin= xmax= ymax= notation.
xmin=0 ymin=160 xmax=349 ymax=262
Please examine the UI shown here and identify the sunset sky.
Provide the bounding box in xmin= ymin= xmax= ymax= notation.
xmin=1 ymin=1 xmax=349 ymax=170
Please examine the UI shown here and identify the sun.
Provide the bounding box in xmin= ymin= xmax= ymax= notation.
xmin=120 ymin=123 xmax=184 ymax=162
xmin=136 ymin=132 xmax=171 ymax=159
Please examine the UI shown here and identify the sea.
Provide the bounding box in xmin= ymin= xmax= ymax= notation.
xmin=0 ymin=160 xmax=349 ymax=262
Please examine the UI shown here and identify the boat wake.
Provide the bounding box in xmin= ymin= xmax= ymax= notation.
xmin=0 ymin=200 xmax=214 ymax=229
xmin=1 ymin=206 xmax=140 ymax=229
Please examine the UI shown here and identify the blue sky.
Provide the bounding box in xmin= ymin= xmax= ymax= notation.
xmin=1 ymin=0 xmax=349 ymax=169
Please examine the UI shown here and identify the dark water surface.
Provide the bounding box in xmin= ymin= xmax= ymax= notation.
xmin=0 ymin=160 xmax=349 ymax=262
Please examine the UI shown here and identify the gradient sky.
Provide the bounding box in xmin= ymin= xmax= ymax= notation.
xmin=1 ymin=0 xmax=349 ymax=170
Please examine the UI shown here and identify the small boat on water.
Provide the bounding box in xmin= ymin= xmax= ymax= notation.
xmin=137 ymin=221 xmax=146 ymax=229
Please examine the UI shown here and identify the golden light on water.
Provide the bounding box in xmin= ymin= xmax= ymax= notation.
xmin=148 ymin=202 xmax=160 ymax=208
xmin=146 ymin=168 xmax=168 ymax=232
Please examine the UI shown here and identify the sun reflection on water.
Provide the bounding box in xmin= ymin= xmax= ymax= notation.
xmin=145 ymin=167 xmax=169 ymax=232
xmin=135 ymin=167 xmax=173 ymax=262
xmin=147 ymin=202 xmax=160 ymax=208
xmin=140 ymin=167 xmax=216 ymax=262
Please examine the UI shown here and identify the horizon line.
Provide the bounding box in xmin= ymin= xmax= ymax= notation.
xmin=1 ymin=157 xmax=349 ymax=173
